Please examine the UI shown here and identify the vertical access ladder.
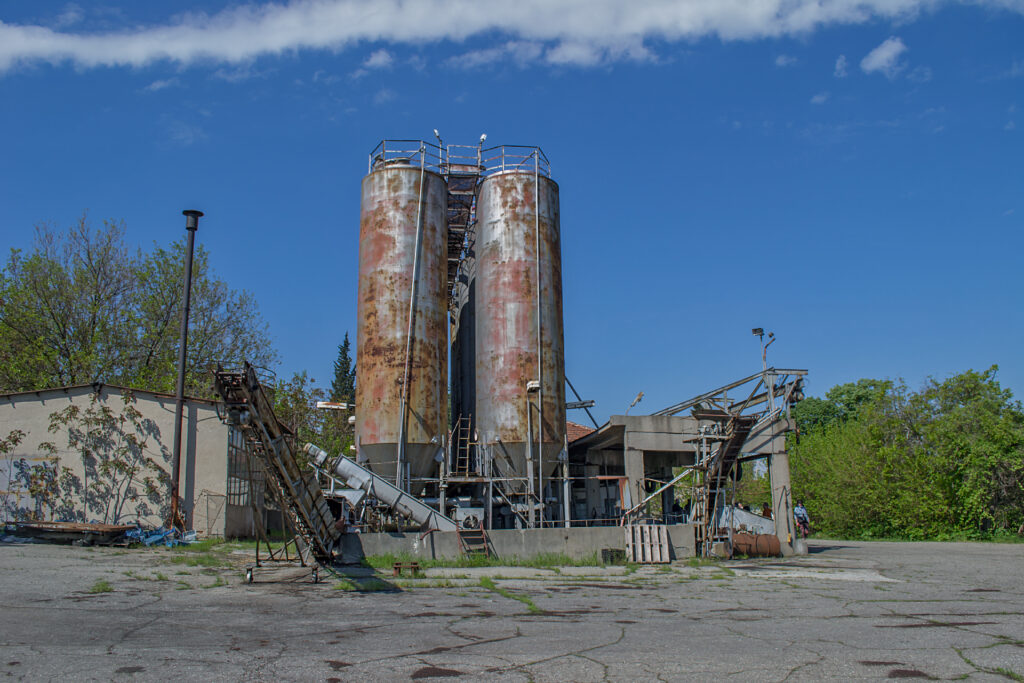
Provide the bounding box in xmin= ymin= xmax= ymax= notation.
xmin=444 ymin=144 xmax=481 ymax=311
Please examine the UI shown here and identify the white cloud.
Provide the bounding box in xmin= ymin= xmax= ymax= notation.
xmin=212 ymin=65 xmax=271 ymax=82
xmin=143 ymin=77 xmax=180 ymax=92
xmin=834 ymin=54 xmax=848 ymax=78
xmin=0 ymin=1 xmax=1020 ymax=75
xmin=373 ymin=87 xmax=395 ymax=105
xmin=446 ymin=41 xmax=544 ymax=69
xmin=1006 ymin=120 xmax=1017 ymax=130
xmin=810 ymin=91 xmax=830 ymax=104
xmin=54 ymin=4 xmax=84 ymax=29
xmin=775 ymin=54 xmax=797 ymax=67
xmin=907 ymin=65 xmax=932 ymax=82
xmin=861 ymin=36 xmax=908 ymax=79
xmin=363 ymin=49 xmax=393 ymax=69
xmin=167 ymin=120 xmax=206 ymax=146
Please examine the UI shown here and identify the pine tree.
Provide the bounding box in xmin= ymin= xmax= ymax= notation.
xmin=330 ymin=333 xmax=356 ymax=403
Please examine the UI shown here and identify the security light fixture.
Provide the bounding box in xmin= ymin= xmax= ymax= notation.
xmin=752 ymin=327 xmax=764 ymax=336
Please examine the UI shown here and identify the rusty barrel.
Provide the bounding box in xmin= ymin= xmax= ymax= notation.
xmin=732 ymin=532 xmax=782 ymax=557
xmin=355 ymin=163 xmax=448 ymax=488
xmin=474 ymin=170 xmax=565 ymax=478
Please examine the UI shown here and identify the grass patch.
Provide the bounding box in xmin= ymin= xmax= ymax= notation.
xmin=175 ymin=580 xmax=190 ymax=590
xmin=170 ymin=553 xmax=230 ymax=568
xmin=201 ymin=576 xmax=227 ymax=589
xmin=479 ymin=577 xmax=541 ymax=613
xmin=361 ymin=550 xmax=607 ymax=571
xmin=686 ymin=557 xmax=722 ymax=568
xmin=169 ymin=538 xmax=225 ymax=553
xmin=88 ymin=579 xmax=113 ymax=594
xmin=154 ymin=572 xmax=168 ymax=581
xmin=394 ymin=578 xmax=457 ymax=589
xmin=955 ymin=647 xmax=1024 ymax=681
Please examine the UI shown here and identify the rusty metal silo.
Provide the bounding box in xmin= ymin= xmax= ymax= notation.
xmin=356 ymin=143 xmax=448 ymax=491
xmin=474 ymin=148 xmax=566 ymax=481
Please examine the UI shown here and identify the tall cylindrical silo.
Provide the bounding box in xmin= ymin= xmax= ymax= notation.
xmin=474 ymin=169 xmax=566 ymax=479
xmin=356 ymin=162 xmax=448 ymax=490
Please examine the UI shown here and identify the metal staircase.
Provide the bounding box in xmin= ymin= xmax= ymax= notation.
xmin=457 ymin=526 xmax=490 ymax=558
xmin=443 ymin=144 xmax=481 ymax=311
xmin=692 ymin=412 xmax=758 ymax=557
xmin=212 ymin=363 xmax=341 ymax=565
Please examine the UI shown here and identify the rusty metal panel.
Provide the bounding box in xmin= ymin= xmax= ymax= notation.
xmin=474 ymin=171 xmax=565 ymax=476
xmin=355 ymin=164 xmax=448 ymax=483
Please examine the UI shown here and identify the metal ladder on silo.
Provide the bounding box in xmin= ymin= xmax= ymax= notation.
xmin=451 ymin=416 xmax=474 ymax=476
xmin=443 ymin=145 xmax=481 ymax=309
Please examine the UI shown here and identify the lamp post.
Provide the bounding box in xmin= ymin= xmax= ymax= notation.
xmin=752 ymin=328 xmax=776 ymax=410
xmin=169 ymin=209 xmax=203 ymax=530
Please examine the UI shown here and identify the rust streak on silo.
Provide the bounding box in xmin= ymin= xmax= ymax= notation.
xmin=474 ymin=170 xmax=565 ymax=477
xmin=356 ymin=162 xmax=448 ymax=488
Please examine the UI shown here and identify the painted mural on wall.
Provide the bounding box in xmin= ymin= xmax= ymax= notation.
xmin=1 ymin=392 xmax=171 ymax=524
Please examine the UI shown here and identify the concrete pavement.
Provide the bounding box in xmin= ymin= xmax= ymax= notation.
xmin=1 ymin=539 xmax=1022 ymax=681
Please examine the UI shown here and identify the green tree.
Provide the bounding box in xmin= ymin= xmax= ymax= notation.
xmin=330 ymin=333 xmax=356 ymax=404
xmin=273 ymin=371 xmax=353 ymax=460
xmin=790 ymin=367 xmax=1024 ymax=539
xmin=0 ymin=216 xmax=277 ymax=397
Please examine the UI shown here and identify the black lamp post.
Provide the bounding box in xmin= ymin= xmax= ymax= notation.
xmin=169 ymin=209 xmax=203 ymax=530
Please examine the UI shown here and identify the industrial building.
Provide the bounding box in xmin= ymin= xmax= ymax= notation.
xmin=0 ymin=383 xmax=262 ymax=538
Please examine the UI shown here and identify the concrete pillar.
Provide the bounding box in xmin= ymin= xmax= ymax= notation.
xmin=661 ymin=476 xmax=675 ymax=524
xmin=623 ymin=432 xmax=645 ymax=515
xmin=770 ymin=451 xmax=801 ymax=556
xmin=584 ymin=464 xmax=601 ymax=524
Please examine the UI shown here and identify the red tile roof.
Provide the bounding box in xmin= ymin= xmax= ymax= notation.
xmin=567 ymin=420 xmax=596 ymax=443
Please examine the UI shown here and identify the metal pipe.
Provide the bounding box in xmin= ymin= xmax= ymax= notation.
xmin=534 ymin=150 xmax=544 ymax=521
xmin=396 ymin=145 xmax=428 ymax=492
xmin=304 ymin=443 xmax=457 ymax=531
xmin=169 ymin=209 xmax=202 ymax=530
xmin=562 ymin=430 xmax=571 ymax=528
xmin=566 ymin=376 xmax=599 ymax=428
xmin=525 ymin=393 xmax=536 ymax=528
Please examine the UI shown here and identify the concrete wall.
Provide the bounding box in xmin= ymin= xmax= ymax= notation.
xmin=0 ymin=385 xmax=230 ymax=534
xmin=340 ymin=523 xmax=697 ymax=563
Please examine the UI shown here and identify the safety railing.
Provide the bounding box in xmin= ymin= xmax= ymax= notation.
xmin=368 ymin=139 xmax=445 ymax=174
xmin=368 ymin=140 xmax=551 ymax=178
xmin=480 ymin=145 xmax=551 ymax=178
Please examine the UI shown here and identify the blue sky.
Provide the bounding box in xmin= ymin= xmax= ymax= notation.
xmin=0 ymin=1 xmax=1021 ymax=422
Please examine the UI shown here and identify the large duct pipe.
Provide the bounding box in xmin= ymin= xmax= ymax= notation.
xmin=303 ymin=444 xmax=457 ymax=532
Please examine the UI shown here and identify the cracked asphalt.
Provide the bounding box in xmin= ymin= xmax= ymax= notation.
xmin=1 ymin=539 xmax=1023 ymax=681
